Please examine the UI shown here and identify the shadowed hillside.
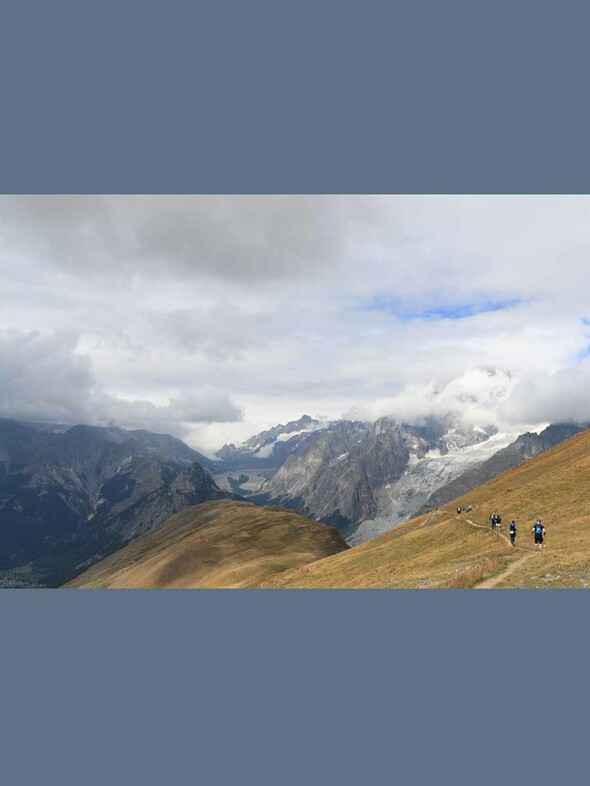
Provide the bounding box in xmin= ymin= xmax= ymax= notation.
xmin=0 ymin=418 xmax=225 ymax=586
xmin=66 ymin=500 xmax=348 ymax=588
xmin=260 ymin=428 xmax=590 ymax=589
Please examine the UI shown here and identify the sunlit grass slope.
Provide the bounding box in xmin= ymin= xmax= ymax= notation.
xmin=67 ymin=500 xmax=348 ymax=588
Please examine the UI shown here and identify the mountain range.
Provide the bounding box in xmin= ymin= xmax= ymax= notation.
xmin=1 ymin=409 xmax=587 ymax=587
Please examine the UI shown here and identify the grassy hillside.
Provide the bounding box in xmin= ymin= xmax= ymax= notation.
xmin=66 ymin=500 xmax=348 ymax=589
xmin=260 ymin=428 xmax=590 ymax=589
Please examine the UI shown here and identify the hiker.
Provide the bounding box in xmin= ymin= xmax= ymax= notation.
xmin=532 ymin=519 xmax=546 ymax=552
xmin=496 ymin=514 xmax=502 ymax=532
xmin=489 ymin=513 xmax=497 ymax=529
xmin=457 ymin=506 xmax=462 ymax=515
xmin=509 ymin=520 xmax=517 ymax=546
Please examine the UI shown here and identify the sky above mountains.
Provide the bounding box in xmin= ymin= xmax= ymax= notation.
xmin=2 ymin=195 xmax=590 ymax=453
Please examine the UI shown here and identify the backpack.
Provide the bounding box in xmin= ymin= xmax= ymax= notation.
xmin=534 ymin=523 xmax=543 ymax=535
xmin=509 ymin=523 xmax=516 ymax=533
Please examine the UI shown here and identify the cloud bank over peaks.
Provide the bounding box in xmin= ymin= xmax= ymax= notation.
xmin=500 ymin=360 xmax=590 ymax=426
xmin=353 ymin=368 xmax=520 ymax=429
xmin=0 ymin=330 xmax=243 ymax=436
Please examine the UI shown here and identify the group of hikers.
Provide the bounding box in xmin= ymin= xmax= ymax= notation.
xmin=489 ymin=512 xmax=546 ymax=550
xmin=456 ymin=505 xmax=473 ymax=514
xmin=455 ymin=505 xmax=546 ymax=551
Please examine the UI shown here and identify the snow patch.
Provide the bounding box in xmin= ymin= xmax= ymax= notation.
xmin=253 ymin=443 xmax=275 ymax=459
xmin=275 ymin=428 xmax=315 ymax=442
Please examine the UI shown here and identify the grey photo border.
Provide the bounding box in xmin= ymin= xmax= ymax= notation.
xmin=1 ymin=2 xmax=589 ymax=785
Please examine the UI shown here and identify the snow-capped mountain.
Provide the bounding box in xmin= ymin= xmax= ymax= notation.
xmin=215 ymin=414 xmax=328 ymax=470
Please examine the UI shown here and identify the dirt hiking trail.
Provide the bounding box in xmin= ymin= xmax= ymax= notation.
xmin=474 ymin=552 xmax=537 ymax=589
xmin=460 ymin=516 xmax=538 ymax=589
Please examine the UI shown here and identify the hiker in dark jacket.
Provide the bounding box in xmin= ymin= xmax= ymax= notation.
xmin=509 ymin=520 xmax=517 ymax=546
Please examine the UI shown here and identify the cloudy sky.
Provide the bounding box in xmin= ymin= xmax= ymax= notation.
xmin=2 ymin=195 xmax=590 ymax=454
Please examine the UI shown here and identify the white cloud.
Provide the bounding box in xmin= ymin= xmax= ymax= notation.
xmin=352 ymin=368 xmax=517 ymax=426
xmin=2 ymin=195 xmax=590 ymax=450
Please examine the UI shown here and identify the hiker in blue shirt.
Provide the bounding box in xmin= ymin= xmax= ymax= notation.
xmin=532 ymin=519 xmax=545 ymax=551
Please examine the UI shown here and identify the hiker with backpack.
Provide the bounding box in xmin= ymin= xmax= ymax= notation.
xmin=509 ymin=520 xmax=517 ymax=546
xmin=532 ymin=519 xmax=546 ymax=551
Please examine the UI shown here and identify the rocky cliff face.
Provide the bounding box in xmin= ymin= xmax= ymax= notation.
xmin=102 ymin=461 xmax=228 ymax=540
xmin=263 ymin=416 xmax=503 ymax=534
xmin=0 ymin=418 xmax=227 ymax=586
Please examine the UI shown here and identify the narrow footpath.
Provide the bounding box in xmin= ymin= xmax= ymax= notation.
xmin=474 ymin=552 xmax=537 ymax=589
xmin=460 ymin=516 xmax=538 ymax=589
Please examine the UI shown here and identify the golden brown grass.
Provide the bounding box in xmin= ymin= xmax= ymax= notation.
xmin=66 ymin=500 xmax=348 ymax=588
xmin=259 ymin=512 xmax=513 ymax=588
xmin=444 ymin=557 xmax=507 ymax=588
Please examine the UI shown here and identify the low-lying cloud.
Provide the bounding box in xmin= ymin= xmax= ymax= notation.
xmin=500 ymin=362 xmax=590 ymax=426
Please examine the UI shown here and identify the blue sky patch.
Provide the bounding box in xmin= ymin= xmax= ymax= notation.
xmin=363 ymin=296 xmax=523 ymax=321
